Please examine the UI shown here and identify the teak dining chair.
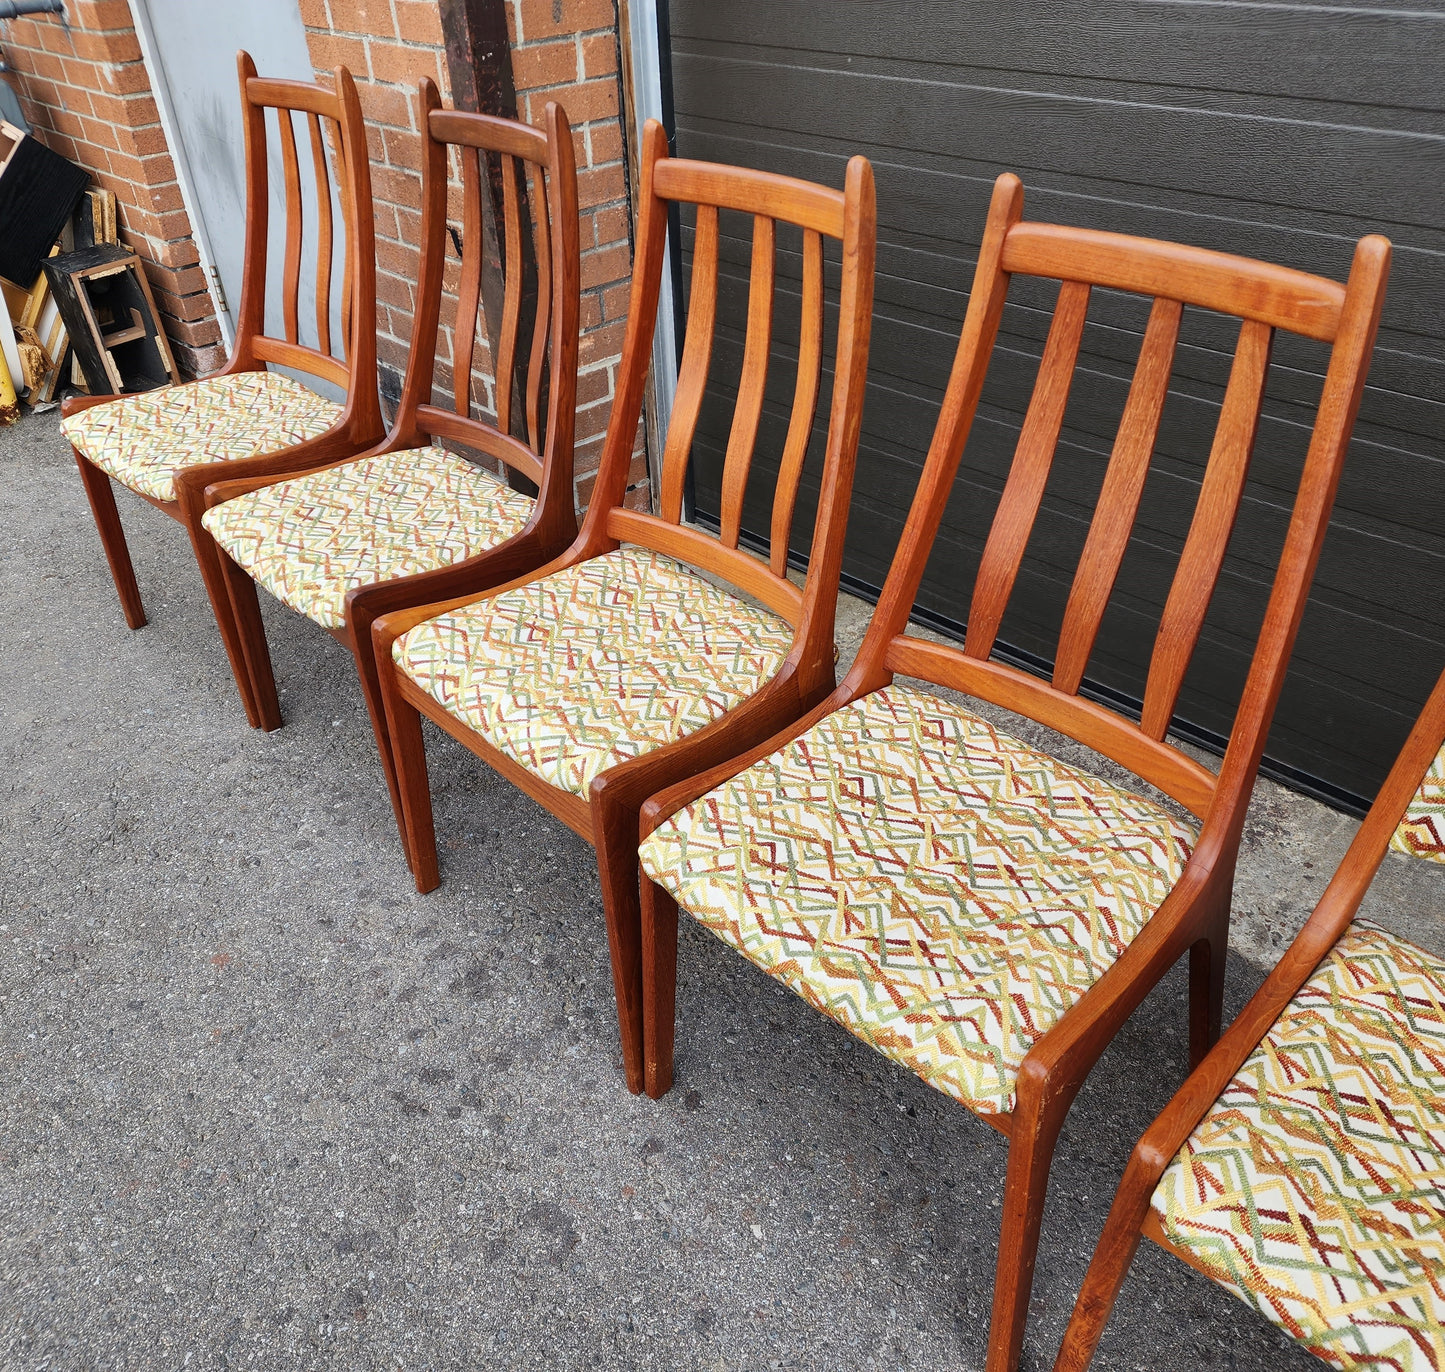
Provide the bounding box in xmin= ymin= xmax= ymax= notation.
xmin=1054 ymin=662 xmax=1445 ymax=1372
xmin=59 ymin=52 xmax=383 ymax=729
xmin=371 ymin=119 xmax=876 ymax=1093
xmin=199 ymin=83 xmax=579 ymax=833
xmin=636 ymin=173 xmax=1391 ymax=1372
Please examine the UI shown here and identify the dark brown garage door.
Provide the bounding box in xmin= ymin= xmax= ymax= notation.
xmin=663 ymin=0 xmax=1445 ymax=808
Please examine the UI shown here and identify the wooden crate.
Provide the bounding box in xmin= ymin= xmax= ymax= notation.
xmin=43 ymin=245 xmax=177 ymax=395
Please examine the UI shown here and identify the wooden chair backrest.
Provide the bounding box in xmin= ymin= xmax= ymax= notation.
xmin=846 ymin=173 xmax=1390 ymax=837
xmin=576 ymin=119 xmax=876 ymax=693
xmin=1134 ymin=654 xmax=1445 ymax=1175
xmin=230 ymin=51 xmax=378 ymax=416
xmin=386 ymin=80 xmax=579 ymax=519
xmin=1332 ymin=665 xmax=1445 ymax=908
xmin=1267 ymin=661 xmax=1445 ymax=997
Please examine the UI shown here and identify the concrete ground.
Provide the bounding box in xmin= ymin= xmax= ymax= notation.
xmin=1 ymin=408 xmax=1438 ymax=1371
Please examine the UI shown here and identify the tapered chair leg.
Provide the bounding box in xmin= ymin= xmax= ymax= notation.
xmin=347 ymin=603 xmax=412 ymax=871
xmin=590 ymin=776 xmax=652 ymax=1096
xmin=72 ymin=450 xmax=147 ymax=631
xmin=1187 ymin=897 xmax=1230 ymax=1068
xmin=987 ymin=1081 xmax=1072 ymax=1372
xmin=390 ymin=697 xmax=438 ymax=892
xmin=641 ymin=876 xmax=679 ymax=1099
xmin=172 ymin=503 xmax=267 ymax=730
xmin=374 ymin=631 xmax=439 ymax=890
xmin=214 ymin=548 xmax=283 ymax=732
xmin=1051 ymin=1164 xmax=1155 ymax=1372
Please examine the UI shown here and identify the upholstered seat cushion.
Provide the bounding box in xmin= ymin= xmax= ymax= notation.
xmin=1392 ymin=742 xmax=1445 ymax=866
xmin=394 ymin=547 xmax=795 ymax=798
xmin=60 ymin=371 xmax=341 ymax=504
xmin=639 ymin=684 xmax=1198 ymax=1115
xmin=1151 ymin=922 xmax=1445 ymax=1372
xmin=202 ymin=446 xmax=535 ymax=630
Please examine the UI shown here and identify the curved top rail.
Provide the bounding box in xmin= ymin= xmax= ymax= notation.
xmin=245 ymin=75 xmax=344 ymax=120
xmin=428 ymin=108 xmax=551 ymax=163
xmin=652 ymin=157 xmax=846 ymax=238
xmin=1000 ymin=222 xmax=1349 ymax=342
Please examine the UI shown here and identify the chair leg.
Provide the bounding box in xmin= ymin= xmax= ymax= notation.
xmin=346 ymin=608 xmax=413 ymax=871
xmin=641 ymin=876 xmax=679 ymax=1099
xmin=986 ymin=1083 xmax=1071 ymax=1372
xmin=591 ymin=780 xmax=648 ymax=1096
xmin=177 ymin=509 xmax=268 ymax=731
xmin=1187 ymin=897 xmax=1229 ymax=1069
xmin=1051 ymin=1163 xmax=1155 ymax=1372
xmin=72 ymin=449 xmax=147 ymax=630
xmin=376 ymin=647 xmax=439 ymax=891
xmin=215 ymin=548 xmax=283 ymax=732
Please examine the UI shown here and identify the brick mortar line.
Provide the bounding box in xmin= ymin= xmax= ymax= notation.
xmin=512 ymin=27 xmax=616 ymax=49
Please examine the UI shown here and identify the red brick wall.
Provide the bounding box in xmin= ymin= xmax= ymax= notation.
xmin=0 ymin=1 xmax=227 ymax=376
xmin=2 ymin=0 xmax=648 ymax=509
xmin=297 ymin=1 xmax=450 ymax=406
xmin=302 ymin=0 xmax=648 ymax=510
xmin=508 ymin=0 xmax=644 ymax=507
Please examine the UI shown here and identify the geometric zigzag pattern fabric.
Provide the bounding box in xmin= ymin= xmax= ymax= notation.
xmin=202 ymin=446 xmax=535 ymax=629
xmin=1152 ymin=921 xmax=1445 ymax=1372
xmin=60 ymin=371 xmax=341 ymax=504
xmin=639 ymin=684 xmax=1198 ymax=1115
xmin=394 ymin=547 xmax=795 ymax=799
xmin=1391 ymin=742 xmax=1445 ymax=866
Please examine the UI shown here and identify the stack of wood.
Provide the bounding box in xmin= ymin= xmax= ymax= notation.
xmin=0 ymin=120 xmax=177 ymax=415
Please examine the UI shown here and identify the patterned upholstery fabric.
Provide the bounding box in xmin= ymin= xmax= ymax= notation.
xmin=639 ymin=685 xmax=1198 ymax=1115
xmin=61 ymin=371 xmax=341 ymax=503
xmin=202 ymin=446 xmax=535 ymax=630
xmin=394 ymin=547 xmax=795 ymax=798
xmin=1152 ymin=921 xmax=1445 ymax=1372
xmin=1391 ymin=743 xmax=1445 ymax=866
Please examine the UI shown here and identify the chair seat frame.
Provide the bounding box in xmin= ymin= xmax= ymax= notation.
xmin=636 ymin=174 xmax=1391 ymax=1372
xmin=62 ymin=52 xmax=384 ymax=729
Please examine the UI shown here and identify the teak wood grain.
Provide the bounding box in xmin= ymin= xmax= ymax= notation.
xmin=1052 ymin=296 xmax=1181 ymax=696
xmin=202 ymin=82 xmax=581 ymax=852
xmin=1141 ymin=316 xmax=1272 ymax=740
xmin=635 ymin=172 xmax=1391 ymax=1372
xmin=962 ymin=277 xmax=1091 ymax=662
xmin=63 ymin=52 xmax=384 ymax=730
xmin=307 ymin=113 xmax=334 ymax=357
xmin=769 ymin=227 xmax=824 ymax=576
xmin=658 ymin=202 xmax=719 ymax=525
xmin=718 ymin=214 xmax=776 ymax=550
xmin=1053 ymin=655 xmax=1445 ymax=1372
xmin=276 ymin=105 xmax=303 ymax=347
xmin=369 ymin=119 xmax=877 ymax=1105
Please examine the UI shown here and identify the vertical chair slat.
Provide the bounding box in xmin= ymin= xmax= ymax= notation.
xmin=963 ymin=278 xmax=1092 ymax=660
xmin=333 ymin=120 xmax=353 ymax=364
xmin=659 ymin=202 xmax=720 ymax=524
xmin=1053 ymin=296 xmax=1183 ymax=694
xmin=307 ymin=112 xmax=333 ymax=357
xmin=277 ymin=107 xmax=303 ymax=345
xmin=1141 ymin=316 xmax=1274 ymax=740
xmin=769 ymin=228 xmax=824 ymax=575
xmin=719 ymin=215 xmax=776 ymax=549
xmin=525 ymin=160 xmax=552 ymax=454
xmin=495 ymin=153 xmax=524 ymax=436
xmin=453 ymin=148 xmax=484 ymax=417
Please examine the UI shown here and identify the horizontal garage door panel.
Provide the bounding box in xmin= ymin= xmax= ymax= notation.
xmin=674 ymin=3 xmax=1445 ymax=112
xmin=668 ymin=0 xmax=1445 ymax=804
